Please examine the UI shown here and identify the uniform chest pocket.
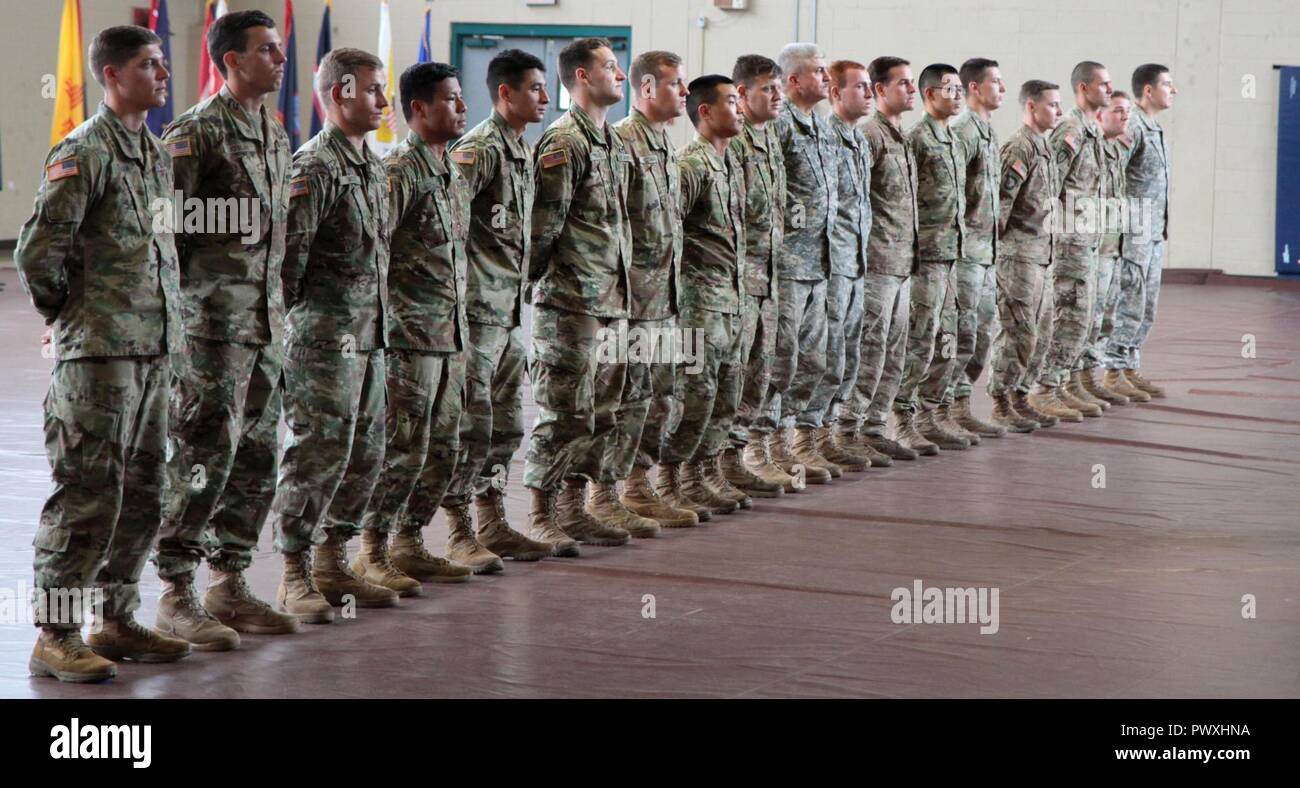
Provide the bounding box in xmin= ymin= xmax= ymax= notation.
xmin=112 ymin=164 xmax=150 ymax=234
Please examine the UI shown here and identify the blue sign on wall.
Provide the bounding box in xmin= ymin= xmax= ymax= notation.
xmin=1277 ymin=67 xmax=1300 ymax=276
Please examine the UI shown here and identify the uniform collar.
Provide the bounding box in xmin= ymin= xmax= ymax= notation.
xmin=490 ymin=109 xmax=530 ymax=161
xmin=920 ymin=112 xmax=952 ymax=142
xmin=403 ymin=129 xmax=448 ymax=177
xmin=1021 ymin=123 xmax=1051 ymax=155
xmin=784 ymin=101 xmax=817 ymax=132
xmin=690 ymin=134 xmax=727 ymax=172
xmin=629 ymin=108 xmax=671 ymax=152
xmin=827 ymin=111 xmax=862 ymax=145
xmin=96 ymin=102 xmax=147 ymax=163
xmin=217 ymin=84 xmax=266 ymax=144
xmin=1135 ymin=107 xmax=1163 ymax=132
xmin=324 ymin=121 xmax=372 ymax=167
xmin=871 ymin=109 xmax=907 ymax=143
xmin=1068 ymin=106 xmax=1102 ymax=138
xmin=957 ymin=109 xmax=992 ymax=140
xmin=742 ymin=115 xmax=770 ymax=150
xmin=570 ymin=103 xmax=612 ymax=149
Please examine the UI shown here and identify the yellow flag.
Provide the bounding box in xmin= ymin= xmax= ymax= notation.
xmin=375 ymin=0 xmax=396 ymax=145
xmin=50 ymin=0 xmax=86 ymax=147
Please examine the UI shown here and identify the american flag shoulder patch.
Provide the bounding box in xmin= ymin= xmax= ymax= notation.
xmin=540 ymin=148 xmax=568 ymax=169
xmin=165 ymin=136 xmax=193 ymax=158
xmin=289 ymin=177 xmax=310 ymax=198
xmin=450 ymin=150 xmax=475 ymax=165
xmin=1063 ymin=133 xmax=1077 ymax=151
xmin=1010 ymin=159 xmax=1027 ymax=179
xmin=47 ymin=156 xmax=79 ymax=182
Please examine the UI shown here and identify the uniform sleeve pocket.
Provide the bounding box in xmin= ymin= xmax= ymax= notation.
xmin=33 ymin=524 xmax=71 ymax=553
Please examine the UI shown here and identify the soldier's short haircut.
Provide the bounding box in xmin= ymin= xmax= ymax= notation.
xmin=1019 ymin=79 xmax=1060 ymax=107
xmin=630 ymin=51 xmax=683 ymax=94
xmin=558 ymin=37 xmax=614 ymax=90
xmin=315 ymin=47 xmax=384 ymax=107
xmin=1110 ymin=90 xmax=1131 ymax=102
xmin=731 ymin=54 xmax=782 ymax=88
xmin=959 ymin=57 xmax=999 ymax=93
xmin=1131 ymin=63 xmax=1170 ymax=97
xmin=399 ymin=62 xmax=459 ymax=122
xmin=918 ymin=63 xmax=959 ymax=94
xmin=777 ymin=43 xmax=825 ymax=84
xmin=686 ymin=74 xmax=733 ymax=127
xmin=88 ymin=25 xmax=162 ymax=87
xmin=208 ymin=9 xmax=277 ymax=78
xmin=486 ymin=48 xmax=546 ymax=100
xmin=828 ymin=60 xmax=867 ymax=90
xmin=868 ymin=56 xmax=910 ymax=90
xmin=1070 ymin=60 xmax=1106 ymax=93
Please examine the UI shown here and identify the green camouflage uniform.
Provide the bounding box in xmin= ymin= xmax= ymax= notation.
xmin=821 ymin=111 xmax=871 ymax=428
xmin=1077 ymin=132 xmax=1133 ymax=373
xmin=153 ymin=86 xmax=291 ymax=578
xmin=900 ymin=113 xmax=965 ymax=414
xmin=1108 ymin=108 xmax=1170 ymax=371
xmin=365 ymin=131 xmax=469 ymax=537
xmin=611 ymin=108 xmax=683 ymax=475
xmin=269 ymin=123 xmax=390 ymax=552
xmin=729 ymin=115 xmax=786 ymax=445
xmin=660 ymin=135 xmax=746 ymax=464
xmin=853 ymin=110 xmax=917 ymax=435
xmin=1039 ymin=106 xmax=1104 ymax=390
xmin=524 ymin=105 xmax=632 ymax=492
xmin=16 ymin=103 xmax=185 ymax=627
xmin=989 ymin=124 xmax=1059 ymax=397
xmin=943 ymin=109 xmax=1000 ymax=402
xmin=443 ymin=111 xmax=532 ymax=505
xmin=767 ymin=103 xmax=837 ymax=430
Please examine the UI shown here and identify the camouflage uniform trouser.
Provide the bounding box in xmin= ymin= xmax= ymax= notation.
xmin=1039 ymin=249 xmax=1098 ymax=390
xmin=524 ymin=304 xmax=627 ymax=491
xmin=154 ymin=337 xmax=280 ymax=578
xmin=767 ymin=278 xmax=828 ymax=430
xmin=269 ymin=345 xmax=385 ymax=553
xmin=989 ymin=258 xmax=1054 ymax=397
xmin=811 ymin=274 xmax=866 ymax=428
xmin=852 ymin=271 xmax=910 ymax=435
xmin=1074 ymin=251 xmax=1122 ymax=372
xmin=607 ymin=316 xmax=680 ymax=479
xmin=731 ymin=291 xmax=778 ymax=445
xmin=661 ymin=306 xmax=744 ymax=464
xmin=943 ymin=260 xmax=998 ymax=402
xmin=442 ymin=322 xmax=524 ymax=505
xmin=365 ymin=349 xmax=465 ymax=535
xmin=1106 ymin=239 xmax=1164 ymax=370
xmin=33 ymin=355 xmax=169 ymax=629
xmin=896 ymin=260 xmax=954 ymax=413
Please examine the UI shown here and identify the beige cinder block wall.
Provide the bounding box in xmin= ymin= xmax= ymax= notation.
xmin=3 ymin=0 xmax=1296 ymax=277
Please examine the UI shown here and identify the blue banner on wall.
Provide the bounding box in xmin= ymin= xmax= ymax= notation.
xmin=1277 ymin=67 xmax=1300 ymax=275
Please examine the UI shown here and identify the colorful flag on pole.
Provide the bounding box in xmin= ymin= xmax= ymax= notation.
xmin=310 ymin=0 xmax=331 ymax=137
xmin=50 ymin=0 xmax=85 ymax=147
xmin=373 ymin=0 xmax=397 ymax=148
xmin=146 ymin=0 xmax=173 ymax=135
xmin=417 ymin=2 xmax=433 ymax=64
xmin=197 ymin=0 xmax=228 ymax=101
xmin=277 ymin=0 xmax=300 ymax=149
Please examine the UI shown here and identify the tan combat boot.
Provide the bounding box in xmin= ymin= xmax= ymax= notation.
xmin=87 ymin=615 xmax=192 ymax=663
xmin=1103 ymin=369 xmax=1150 ymax=403
xmin=769 ymin=431 xmax=832 ymax=483
xmin=839 ymin=426 xmax=894 ymax=467
xmin=1124 ymin=369 xmax=1166 ymax=398
xmin=475 ymin=490 xmax=555 ymax=560
xmin=588 ymin=481 xmax=661 ymax=538
xmin=1058 ymin=378 xmax=1103 ymax=417
xmin=703 ymin=454 xmax=753 ymax=510
xmin=792 ymin=426 xmax=841 ymax=478
xmin=528 ymin=486 xmax=581 ymax=557
xmin=155 ymin=571 xmax=241 ymax=651
xmin=653 ymin=462 xmax=711 ymax=522
xmin=351 ymin=529 xmax=424 ymax=597
xmin=916 ymin=408 xmax=969 ymax=450
xmin=860 ymin=429 xmax=919 ymax=461
xmin=816 ymin=426 xmax=871 ymax=471
xmin=557 ymin=478 xmax=630 ymax=546
xmin=1029 ymin=387 xmax=1084 ymax=423
xmin=682 ymin=461 xmax=739 ymax=515
xmin=621 ymin=465 xmax=699 ymax=527
xmin=205 ymin=568 xmax=300 ymax=635
xmin=277 ymin=549 xmax=335 ymax=623
xmin=951 ymin=397 xmax=1007 ymax=438
xmin=444 ymin=503 xmax=504 ymax=575
xmin=312 ymin=533 xmax=399 ymax=608
xmin=1082 ymin=367 xmax=1130 ymax=406
xmin=722 ymin=446 xmax=783 ymax=497
xmin=742 ymin=438 xmax=802 ymax=493
xmin=896 ymin=410 xmax=940 ymax=456
xmin=30 ymin=628 xmax=117 ymax=683
xmin=936 ymin=404 xmax=981 ymax=446
xmin=391 ymin=529 xmax=473 ymax=582
xmin=1067 ymin=370 xmax=1110 ymax=412
xmin=991 ymin=393 xmax=1039 ymax=433
xmin=1013 ymin=389 xmax=1059 ymax=427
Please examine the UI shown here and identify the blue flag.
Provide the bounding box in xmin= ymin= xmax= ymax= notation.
xmin=310 ymin=0 xmax=331 ymax=137
xmin=146 ymin=0 xmax=173 ymax=135
xmin=417 ymin=3 xmax=432 ymax=63
xmin=277 ymin=0 xmax=300 ymax=149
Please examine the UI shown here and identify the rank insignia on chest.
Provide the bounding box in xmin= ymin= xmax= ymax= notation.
xmin=46 ymin=156 xmax=79 ymax=182
xmin=166 ymin=137 xmax=193 ymax=158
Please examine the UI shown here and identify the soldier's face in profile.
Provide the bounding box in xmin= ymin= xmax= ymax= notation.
xmin=929 ymin=73 xmax=963 ymax=118
xmin=645 ymin=63 xmax=689 ymax=121
xmin=879 ymin=65 xmax=916 ymax=114
xmin=799 ymin=57 xmax=830 ymax=103
xmin=1149 ymin=72 xmax=1177 ymax=109
xmin=426 ymin=76 xmax=468 ymax=141
xmin=740 ymin=74 xmax=783 ymax=123
xmin=1085 ymin=68 xmax=1114 ymax=110
xmin=1030 ymin=89 xmax=1063 ymax=131
xmin=1100 ymin=97 xmax=1131 ymax=137
xmin=974 ymin=66 xmax=1006 ymax=110
xmin=582 ymin=47 xmax=626 ymax=107
xmin=708 ymin=84 xmax=743 ymax=138
xmin=833 ymin=67 xmax=872 ymax=121
xmin=228 ymin=25 xmax=286 ymax=95
xmin=336 ymin=66 xmax=388 ymax=134
xmin=110 ymin=44 xmax=170 ymax=111
xmin=506 ymin=68 xmax=549 ymax=123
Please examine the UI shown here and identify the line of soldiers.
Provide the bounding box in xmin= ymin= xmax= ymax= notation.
xmin=15 ymin=13 xmax=1174 ymax=684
